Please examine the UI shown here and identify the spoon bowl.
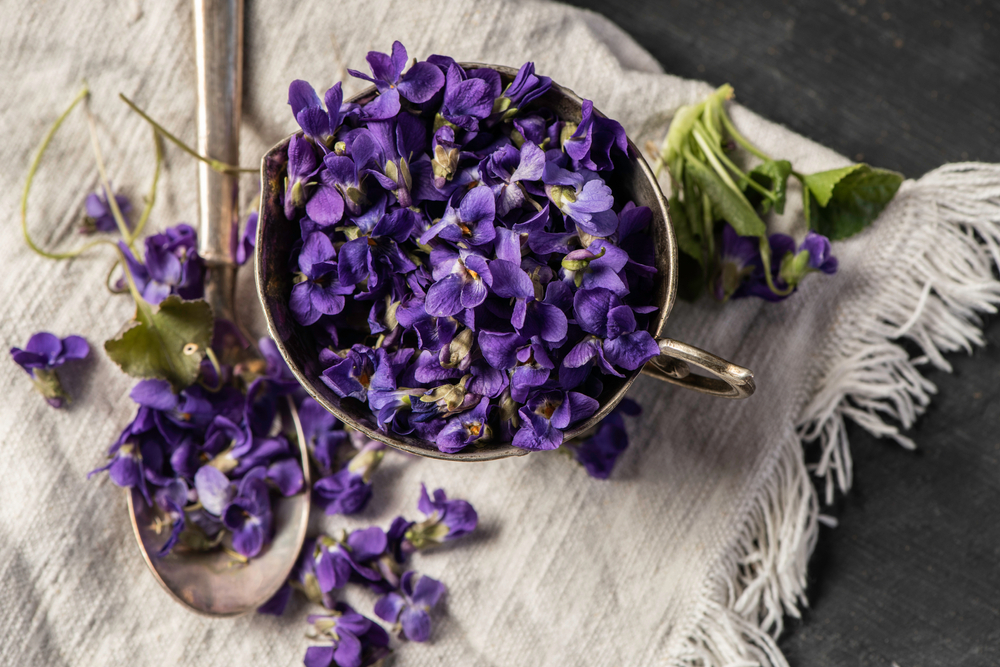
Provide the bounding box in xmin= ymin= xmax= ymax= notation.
xmin=127 ymin=0 xmax=311 ymax=617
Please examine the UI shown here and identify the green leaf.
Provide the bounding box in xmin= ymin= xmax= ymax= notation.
xmin=810 ymin=165 xmax=904 ymax=240
xmin=746 ymin=159 xmax=792 ymax=214
xmin=802 ymin=164 xmax=864 ymax=207
xmin=669 ymin=195 xmax=703 ymax=267
xmin=104 ymin=295 xmax=214 ymax=391
xmin=685 ymin=155 xmax=767 ymax=238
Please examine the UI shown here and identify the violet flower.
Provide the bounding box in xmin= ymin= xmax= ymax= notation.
xmin=437 ymin=396 xmax=492 ymax=453
xmin=479 ymin=141 xmax=546 ymax=215
xmin=284 ymin=134 xmax=320 ymax=219
xmin=495 ymin=61 xmax=552 ymax=114
xmin=570 ymin=397 xmax=641 ymax=479
xmin=348 ymin=41 xmax=445 ymax=120
xmin=154 ymin=478 xmax=189 ymax=556
xmin=424 ymin=253 xmax=493 ymax=317
xmin=288 ymin=80 xmax=352 ymax=148
xmin=10 ymin=332 xmax=89 ymax=408
xmin=418 ymin=184 xmax=497 ymax=246
xmin=374 ymin=571 xmax=446 ymax=642
xmin=81 ymin=187 xmax=131 ymax=234
xmin=542 ymin=164 xmax=618 ymax=237
xmin=314 ymin=527 xmax=387 ymax=593
xmin=571 ymin=287 xmax=659 ymax=371
xmin=513 ymin=389 xmax=599 ymax=451
xmin=313 ymin=441 xmax=385 ymax=515
xmin=290 ymin=232 xmax=352 ymax=325
xmin=222 ymin=467 xmax=273 ymax=558
xmin=564 ymin=99 xmax=629 ymax=172
xmin=305 ymin=602 xmax=391 ymax=667
xmin=118 ymin=224 xmax=205 ymax=305
xmin=438 ymin=63 xmax=495 ymax=130
xmin=405 ymin=483 xmax=479 ymax=548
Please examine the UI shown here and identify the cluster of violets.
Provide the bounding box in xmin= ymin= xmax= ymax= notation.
xmin=282 ymin=42 xmax=659 ymax=455
xmin=261 ymin=484 xmax=477 ymax=666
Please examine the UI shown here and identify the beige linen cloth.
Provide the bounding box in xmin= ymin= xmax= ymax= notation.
xmin=3 ymin=1 xmax=999 ymax=665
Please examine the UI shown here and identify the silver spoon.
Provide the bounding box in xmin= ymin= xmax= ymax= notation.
xmin=126 ymin=0 xmax=310 ymax=617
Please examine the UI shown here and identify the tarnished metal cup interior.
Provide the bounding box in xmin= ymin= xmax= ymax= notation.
xmin=256 ymin=63 xmax=753 ymax=462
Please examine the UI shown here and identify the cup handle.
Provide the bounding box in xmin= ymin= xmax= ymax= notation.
xmin=641 ymin=338 xmax=755 ymax=399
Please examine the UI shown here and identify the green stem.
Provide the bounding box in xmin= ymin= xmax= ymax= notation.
xmin=696 ymin=127 xmax=777 ymax=202
xmin=20 ymin=86 xmax=119 ymax=260
xmin=200 ymin=347 xmax=224 ymax=392
xmin=692 ymin=127 xmax=743 ymax=197
xmin=127 ymin=129 xmax=163 ymax=245
xmin=719 ymin=111 xmax=770 ymax=161
xmin=85 ymin=101 xmax=131 ymax=239
xmin=119 ymin=93 xmax=256 ymax=175
xmin=105 ymin=260 xmax=128 ymax=294
xmin=758 ymin=236 xmax=794 ymax=297
xmin=790 ymin=172 xmax=813 ymax=230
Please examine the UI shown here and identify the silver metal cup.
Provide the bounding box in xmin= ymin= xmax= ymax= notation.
xmin=256 ymin=63 xmax=755 ymax=462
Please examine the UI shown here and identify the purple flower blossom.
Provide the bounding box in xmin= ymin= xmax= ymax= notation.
xmin=374 ymin=571 xmax=446 ymax=642
xmin=564 ymin=99 xmax=629 ymax=171
xmin=348 ymin=41 xmax=445 ymax=120
xmin=424 ymin=253 xmax=493 ymax=317
xmin=290 ymin=232 xmax=352 ymax=325
xmin=419 ymin=184 xmax=497 ymax=246
xmin=233 ymin=211 xmax=257 ymax=266
xmin=118 ymin=224 xmax=205 ymax=305
xmin=716 ymin=225 xmax=838 ymax=302
xmin=570 ymin=397 xmax=640 ymax=479
xmin=82 ymin=187 xmax=131 ymax=234
xmin=410 ymin=483 xmax=478 ymax=545
xmin=542 ymin=164 xmax=618 ymax=237
xmin=10 ymin=332 xmax=89 ymax=408
xmin=284 ymin=134 xmax=320 ymax=219
xmin=480 ymin=141 xmax=546 ymax=215
xmin=438 ymin=63 xmax=495 ymax=131
xmin=313 ymin=440 xmax=385 ymax=515
xmin=154 ymin=478 xmax=189 ymax=556
xmin=499 ymin=61 xmax=552 ymax=111
xmin=314 ymin=527 xmax=387 ymax=593
xmin=288 ymin=80 xmax=352 ymax=148
xmin=437 ymin=397 xmax=492 ymax=453
xmin=222 ymin=467 xmax=273 ymax=558
xmin=305 ymin=602 xmax=391 ymax=667
xmin=513 ymin=389 xmax=599 ymax=451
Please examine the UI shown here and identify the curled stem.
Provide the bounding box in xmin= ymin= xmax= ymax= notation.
xmin=21 ymin=86 xmax=119 ymax=260
xmin=105 ymin=260 xmax=128 ymax=294
xmin=119 ymin=93 xmax=256 ymax=175
xmin=85 ymin=100 xmax=131 ymax=239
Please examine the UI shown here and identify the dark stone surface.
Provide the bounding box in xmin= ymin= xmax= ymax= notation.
xmin=560 ymin=0 xmax=1000 ymax=664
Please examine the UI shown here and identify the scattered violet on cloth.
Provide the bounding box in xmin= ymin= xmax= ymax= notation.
xmin=9 ymin=332 xmax=89 ymax=407
xmin=4 ymin=2 xmax=1000 ymax=667
xmin=82 ymin=187 xmax=131 ymax=234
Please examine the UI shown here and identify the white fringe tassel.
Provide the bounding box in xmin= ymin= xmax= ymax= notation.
xmin=673 ymin=163 xmax=1000 ymax=666
xmin=672 ymin=436 xmax=817 ymax=667
xmin=798 ymin=163 xmax=1000 ymax=503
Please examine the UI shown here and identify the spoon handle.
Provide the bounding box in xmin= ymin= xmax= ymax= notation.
xmin=193 ymin=0 xmax=243 ymax=323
